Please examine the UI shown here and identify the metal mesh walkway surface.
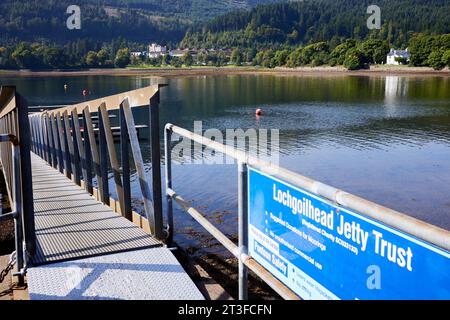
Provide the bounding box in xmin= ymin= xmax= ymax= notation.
xmin=31 ymin=153 xmax=161 ymax=265
xmin=27 ymin=153 xmax=204 ymax=300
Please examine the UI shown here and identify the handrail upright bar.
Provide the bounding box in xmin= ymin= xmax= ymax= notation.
xmin=238 ymin=161 xmax=248 ymax=300
xmin=121 ymin=98 xmax=156 ymax=236
xmin=163 ymin=124 xmax=298 ymax=300
xmin=164 ymin=125 xmax=174 ymax=244
xmin=12 ymin=138 xmax=25 ymax=284
xmin=149 ymin=92 xmax=164 ymax=240
xmin=97 ymin=107 xmax=110 ymax=204
xmin=15 ymin=93 xmax=35 ymax=256
xmin=120 ymin=105 xmax=132 ymax=221
xmin=0 ymin=134 xmax=26 ymax=283
xmin=165 ymin=187 xmax=299 ymax=300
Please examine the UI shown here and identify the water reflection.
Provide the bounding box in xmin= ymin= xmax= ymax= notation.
xmin=1 ymin=74 xmax=449 ymax=246
xmin=384 ymin=76 xmax=408 ymax=117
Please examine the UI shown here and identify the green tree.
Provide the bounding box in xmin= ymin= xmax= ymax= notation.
xmin=182 ymin=51 xmax=193 ymax=66
xmin=245 ymin=48 xmax=257 ymax=63
xmin=162 ymin=54 xmax=171 ymax=66
xmin=215 ymin=51 xmax=228 ymax=67
xmin=330 ymin=39 xmax=356 ymax=65
xmin=344 ymin=48 xmax=365 ymax=70
xmin=11 ymin=43 xmax=36 ymax=68
xmin=359 ymin=39 xmax=390 ymax=64
xmin=197 ymin=52 xmax=208 ymax=65
xmin=42 ymin=47 xmax=65 ymax=68
xmin=0 ymin=47 xmax=8 ymax=67
xmin=231 ymin=48 xmax=242 ymax=66
xmin=253 ymin=51 xmax=264 ymax=66
xmin=409 ymin=36 xmax=430 ymax=66
xmin=261 ymin=50 xmax=275 ymax=68
xmin=442 ymin=49 xmax=450 ymax=67
xmin=171 ymin=56 xmax=182 ymax=68
xmin=427 ymin=50 xmax=445 ymax=70
xmin=273 ymin=50 xmax=289 ymax=67
xmin=301 ymin=42 xmax=329 ymax=65
xmin=114 ymin=48 xmax=130 ymax=68
xmin=85 ymin=51 xmax=98 ymax=67
xmin=394 ymin=56 xmax=408 ymax=65
xmin=97 ymin=49 xmax=109 ymax=66
xmin=286 ymin=48 xmax=302 ymax=67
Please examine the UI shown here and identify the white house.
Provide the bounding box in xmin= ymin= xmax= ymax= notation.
xmin=386 ymin=48 xmax=410 ymax=65
xmin=148 ymin=43 xmax=167 ymax=58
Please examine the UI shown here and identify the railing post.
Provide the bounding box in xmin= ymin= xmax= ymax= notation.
xmin=50 ymin=114 xmax=64 ymax=174
xmin=83 ymin=114 xmax=93 ymax=194
xmin=70 ymin=113 xmax=82 ymax=186
xmin=121 ymin=98 xmax=156 ymax=236
xmin=83 ymin=107 xmax=101 ymax=198
xmin=99 ymin=103 xmax=125 ymax=216
xmin=63 ymin=111 xmax=76 ymax=181
xmin=60 ymin=112 xmax=72 ymax=179
xmin=238 ymin=161 xmax=249 ymax=300
xmin=42 ymin=114 xmax=50 ymax=164
xmin=12 ymin=142 xmax=24 ymax=285
xmin=46 ymin=114 xmax=57 ymax=169
xmin=16 ymin=93 xmax=35 ymax=256
xmin=72 ymin=111 xmax=88 ymax=188
xmin=120 ymin=104 xmax=132 ymax=221
xmin=98 ymin=108 xmax=110 ymax=205
xmin=149 ymin=91 xmax=164 ymax=240
xmin=39 ymin=114 xmax=47 ymax=161
xmin=55 ymin=113 xmax=66 ymax=175
xmin=164 ymin=125 xmax=173 ymax=244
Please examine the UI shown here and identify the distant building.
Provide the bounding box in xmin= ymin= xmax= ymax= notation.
xmin=169 ymin=49 xmax=188 ymax=58
xmin=148 ymin=43 xmax=167 ymax=58
xmin=386 ymin=48 xmax=410 ymax=65
xmin=169 ymin=49 xmax=199 ymax=58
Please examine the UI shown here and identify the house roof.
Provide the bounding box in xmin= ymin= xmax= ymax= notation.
xmin=387 ymin=49 xmax=410 ymax=58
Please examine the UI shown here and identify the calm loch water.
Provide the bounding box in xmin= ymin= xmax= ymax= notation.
xmin=1 ymin=74 xmax=449 ymax=259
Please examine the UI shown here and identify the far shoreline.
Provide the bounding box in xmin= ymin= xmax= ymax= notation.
xmin=0 ymin=65 xmax=449 ymax=78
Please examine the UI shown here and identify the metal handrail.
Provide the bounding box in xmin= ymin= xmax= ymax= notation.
xmin=166 ymin=124 xmax=450 ymax=251
xmin=0 ymin=85 xmax=35 ymax=259
xmin=164 ymin=123 xmax=301 ymax=300
xmin=28 ymin=85 xmax=166 ymax=240
xmin=163 ymin=123 xmax=450 ymax=300
xmin=0 ymin=134 xmax=26 ymax=283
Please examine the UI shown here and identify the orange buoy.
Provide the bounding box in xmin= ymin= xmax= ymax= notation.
xmin=255 ymin=108 xmax=263 ymax=116
xmin=82 ymin=89 xmax=89 ymax=97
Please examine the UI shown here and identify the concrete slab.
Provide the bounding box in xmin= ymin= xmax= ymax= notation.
xmin=27 ymin=247 xmax=204 ymax=300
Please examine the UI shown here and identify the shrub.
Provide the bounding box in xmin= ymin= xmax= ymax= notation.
xmin=427 ymin=50 xmax=445 ymax=70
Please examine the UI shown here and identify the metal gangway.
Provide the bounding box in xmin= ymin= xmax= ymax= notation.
xmin=0 ymin=85 xmax=203 ymax=299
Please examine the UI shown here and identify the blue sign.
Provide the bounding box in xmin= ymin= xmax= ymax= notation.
xmin=247 ymin=167 xmax=450 ymax=300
